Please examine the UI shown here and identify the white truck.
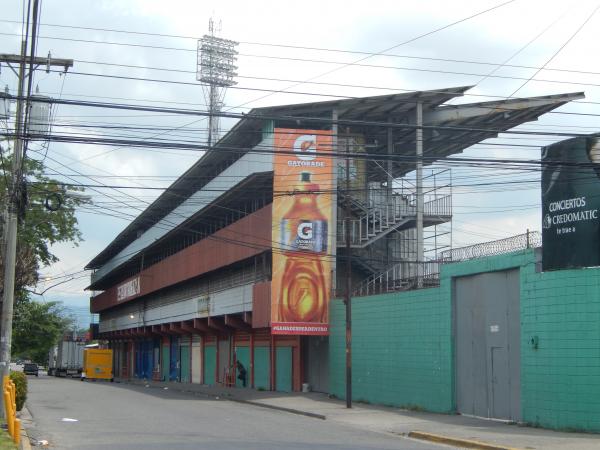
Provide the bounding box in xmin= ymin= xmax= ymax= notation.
xmin=48 ymin=340 xmax=85 ymax=377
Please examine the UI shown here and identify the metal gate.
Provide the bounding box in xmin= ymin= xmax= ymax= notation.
xmin=454 ymin=269 xmax=521 ymax=421
xmin=306 ymin=336 xmax=329 ymax=393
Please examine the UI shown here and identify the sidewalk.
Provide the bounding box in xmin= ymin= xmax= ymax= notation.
xmin=116 ymin=378 xmax=600 ymax=450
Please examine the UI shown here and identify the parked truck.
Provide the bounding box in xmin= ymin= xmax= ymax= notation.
xmin=47 ymin=346 xmax=58 ymax=376
xmin=49 ymin=340 xmax=85 ymax=377
xmin=82 ymin=347 xmax=113 ymax=382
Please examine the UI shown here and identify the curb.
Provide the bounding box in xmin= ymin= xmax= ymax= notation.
xmin=407 ymin=431 xmax=521 ymax=450
xmin=19 ymin=427 xmax=32 ymax=450
xmin=230 ymin=398 xmax=326 ymax=420
xmin=18 ymin=407 xmax=32 ymax=450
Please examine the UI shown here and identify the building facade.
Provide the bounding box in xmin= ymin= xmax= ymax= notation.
xmin=88 ymin=88 xmax=582 ymax=395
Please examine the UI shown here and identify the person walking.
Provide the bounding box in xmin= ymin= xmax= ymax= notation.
xmin=236 ymin=360 xmax=247 ymax=387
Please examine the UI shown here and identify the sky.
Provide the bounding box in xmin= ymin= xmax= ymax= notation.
xmin=1 ymin=0 xmax=599 ymax=325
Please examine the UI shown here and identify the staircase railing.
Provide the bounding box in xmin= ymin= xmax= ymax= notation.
xmin=354 ymin=260 xmax=441 ymax=297
xmin=337 ymin=193 xmax=451 ymax=247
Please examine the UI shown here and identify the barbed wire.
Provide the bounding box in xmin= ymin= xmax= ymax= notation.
xmin=442 ymin=231 xmax=541 ymax=262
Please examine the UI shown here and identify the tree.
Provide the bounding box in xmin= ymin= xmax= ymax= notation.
xmin=11 ymin=300 xmax=73 ymax=363
xmin=0 ymin=152 xmax=87 ymax=298
xmin=1 ymin=149 xmax=88 ymax=360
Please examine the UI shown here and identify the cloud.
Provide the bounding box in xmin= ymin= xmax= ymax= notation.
xmin=2 ymin=0 xmax=598 ymax=303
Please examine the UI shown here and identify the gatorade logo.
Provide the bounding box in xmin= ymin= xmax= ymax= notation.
xmin=297 ymin=222 xmax=314 ymax=240
xmin=294 ymin=135 xmax=317 ymax=161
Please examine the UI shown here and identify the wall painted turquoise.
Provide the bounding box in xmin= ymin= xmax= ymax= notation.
xmin=329 ymin=286 xmax=452 ymax=413
xmin=204 ymin=346 xmax=216 ymax=385
xmin=330 ymin=248 xmax=600 ymax=432
xmin=254 ymin=346 xmax=270 ymax=390
xmin=276 ymin=347 xmax=293 ymax=392
xmin=520 ymin=252 xmax=600 ymax=432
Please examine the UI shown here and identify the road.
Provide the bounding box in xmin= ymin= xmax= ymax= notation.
xmin=24 ymin=374 xmax=452 ymax=450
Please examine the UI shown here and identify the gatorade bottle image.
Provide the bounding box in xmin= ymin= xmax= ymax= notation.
xmin=278 ymin=172 xmax=328 ymax=323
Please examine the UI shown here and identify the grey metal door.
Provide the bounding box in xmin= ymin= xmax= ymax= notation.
xmin=306 ymin=336 xmax=329 ymax=393
xmin=454 ymin=269 xmax=521 ymax=421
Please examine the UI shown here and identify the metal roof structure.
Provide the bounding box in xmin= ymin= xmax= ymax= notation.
xmin=85 ymin=86 xmax=584 ymax=276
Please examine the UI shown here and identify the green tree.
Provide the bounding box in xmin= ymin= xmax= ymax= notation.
xmin=0 ymin=153 xmax=87 ymax=298
xmin=12 ymin=300 xmax=73 ymax=363
xmin=1 ymin=150 xmax=88 ymax=360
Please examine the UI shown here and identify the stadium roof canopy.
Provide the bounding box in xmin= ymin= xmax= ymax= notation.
xmin=86 ymin=86 xmax=584 ymax=272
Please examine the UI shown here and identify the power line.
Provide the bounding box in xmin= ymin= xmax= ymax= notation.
xmin=16 ymin=12 xmax=597 ymax=83
xmin=508 ymin=2 xmax=600 ymax=97
xmin=458 ymin=5 xmax=569 ymax=96
xmin=4 ymin=95 xmax=590 ymax=138
xmin=32 ymin=58 xmax=600 ymax=107
xmin=19 ymin=60 xmax=600 ymax=106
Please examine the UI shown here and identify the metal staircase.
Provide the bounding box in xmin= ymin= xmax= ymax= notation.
xmin=337 ymin=192 xmax=451 ymax=248
xmin=336 ymin=168 xmax=452 ymax=296
xmin=354 ymin=260 xmax=441 ymax=297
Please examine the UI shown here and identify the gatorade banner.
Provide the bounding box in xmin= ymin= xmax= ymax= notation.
xmin=542 ymin=136 xmax=600 ymax=270
xmin=271 ymin=129 xmax=334 ymax=335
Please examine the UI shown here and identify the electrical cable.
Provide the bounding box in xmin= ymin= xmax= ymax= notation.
xmin=448 ymin=5 xmax=569 ymax=103
xmin=4 ymin=0 xmax=527 ymax=171
xmin=4 ymin=95 xmax=589 ymax=138
xmin=508 ymin=2 xmax=600 ymax=97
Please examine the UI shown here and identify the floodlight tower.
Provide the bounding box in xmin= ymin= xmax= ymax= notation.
xmin=197 ymin=19 xmax=238 ymax=148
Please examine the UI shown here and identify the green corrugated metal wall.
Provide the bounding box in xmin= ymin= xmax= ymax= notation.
xmin=204 ymin=345 xmax=216 ymax=385
xmin=276 ymin=347 xmax=292 ymax=392
xmin=253 ymin=346 xmax=270 ymax=390
xmin=180 ymin=343 xmax=190 ymax=383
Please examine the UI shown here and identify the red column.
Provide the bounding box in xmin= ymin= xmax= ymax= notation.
xmin=232 ymin=334 xmax=237 ymax=388
xmin=250 ymin=332 xmax=255 ymax=389
xmin=189 ymin=334 xmax=193 ymax=383
xmin=293 ymin=336 xmax=301 ymax=392
xmin=130 ymin=340 xmax=135 ymax=378
xmin=200 ymin=336 xmax=205 ymax=384
xmin=215 ymin=337 xmax=220 ymax=384
xmin=270 ymin=334 xmax=276 ymax=391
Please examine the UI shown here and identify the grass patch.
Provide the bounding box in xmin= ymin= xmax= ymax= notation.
xmin=0 ymin=426 xmax=17 ymax=450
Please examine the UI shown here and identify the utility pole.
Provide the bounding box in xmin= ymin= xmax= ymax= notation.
xmin=416 ymin=102 xmax=424 ymax=287
xmin=344 ymin=128 xmax=352 ymax=408
xmin=0 ymin=41 xmax=27 ymax=416
xmin=0 ymin=0 xmax=72 ymax=418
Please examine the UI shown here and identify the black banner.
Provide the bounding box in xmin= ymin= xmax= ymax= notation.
xmin=542 ymin=136 xmax=600 ymax=270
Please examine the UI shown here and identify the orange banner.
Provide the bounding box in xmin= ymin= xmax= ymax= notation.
xmin=271 ymin=129 xmax=334 ymax=335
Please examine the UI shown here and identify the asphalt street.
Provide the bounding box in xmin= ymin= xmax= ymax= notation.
xmin=24 ymin=374 xmax=455 ymax=450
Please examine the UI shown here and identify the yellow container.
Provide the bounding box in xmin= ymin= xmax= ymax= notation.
xmin=82 ymin=349 xmax=113 ymax=381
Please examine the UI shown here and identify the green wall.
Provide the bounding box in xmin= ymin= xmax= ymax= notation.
xmin=276 ymin=347 xmax=293 ymax=392
xmin=254 ymin=346 xmax=270 ymax=390
xmin=329 ymin=286 xmax=452 ymax=412
xmin=204 ymin=346 xmax=216 ymax=385
xmin=180 ymin=343 xmax=190 ymax=383
xmin=330 ymin=248 xmax=600 ymax=432
xmin=520 ymin=253 xmax=600 ymax=432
